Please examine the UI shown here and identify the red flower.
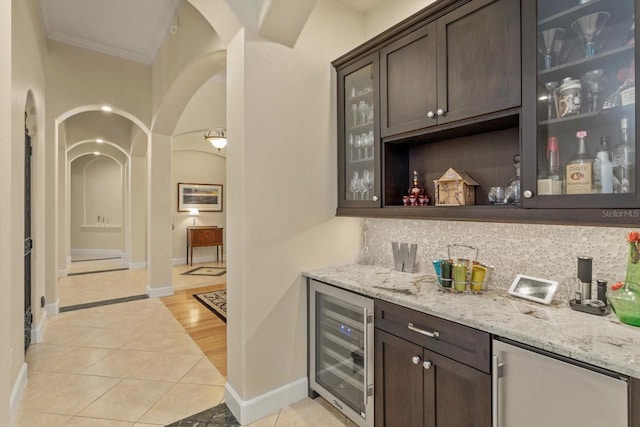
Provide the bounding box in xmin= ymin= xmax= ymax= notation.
xmin=627 ymin=231 xmax=640 ymax=243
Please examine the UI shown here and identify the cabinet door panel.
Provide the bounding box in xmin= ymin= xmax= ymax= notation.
xmin=423 ymin=350 xmax=491 ymax=427
xmin=437 ymin=0 xmax=521 ymax=124
xmin=374 ymin=329 xmax=423 ymax=427
xmin=381 ymin=23 xmax=437 ymax=137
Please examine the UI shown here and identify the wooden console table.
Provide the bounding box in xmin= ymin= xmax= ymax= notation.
xmin=186 ymin=226 xmax=223 ymax=266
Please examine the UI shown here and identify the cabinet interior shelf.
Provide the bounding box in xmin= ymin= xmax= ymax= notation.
xmin=537 ymin=45 xmax=634 ymax=83
xmin=538 ymin=0 xmax=634 ymax=31
xmin=538 ymin=104 xmax=634 ymax=130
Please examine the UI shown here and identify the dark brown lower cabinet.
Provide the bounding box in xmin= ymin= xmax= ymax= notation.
xmin=375 ymin=329 xmax=490 ymax=427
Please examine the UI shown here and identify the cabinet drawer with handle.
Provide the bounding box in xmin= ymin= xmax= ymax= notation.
xmin=374 ymin=299 xmax=490 ymax=373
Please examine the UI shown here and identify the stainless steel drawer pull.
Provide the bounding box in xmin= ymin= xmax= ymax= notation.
xmin=408 ymin=323 xmax=440 ymax=339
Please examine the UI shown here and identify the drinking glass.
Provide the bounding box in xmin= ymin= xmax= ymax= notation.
xmin=488 ymin=187 xmax=505 ymax=204
xmin=350 ymin=171 xmax=359 ymax=200
xmin=355 ymin=134 xmax=362 ymax=160
xmin=351 ymin=103 xmax=358 ymax=126
xmin=359 ymin=101 xmax=370 ymax=125
xmin=572 ymin=12 xmax=610 ymax=58
xmin=582 ymin=69 xmax=604 ymax=113
xmin=537 ymin=28 xmax=564 ymax=69
xmin=544 ymin=81 xmax=559 ymax=120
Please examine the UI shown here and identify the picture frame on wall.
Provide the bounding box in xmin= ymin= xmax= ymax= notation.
xmin=177 ymin=183 xmax=223 ymax=212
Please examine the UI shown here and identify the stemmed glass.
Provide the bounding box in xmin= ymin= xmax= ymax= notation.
xmin=572 ymin=12 xmax=610 ymax=58
xmin=351 ymin=104 xmax=358 ymax=126
xmin=537 ymin=28 xmax=564 ymax=69
xmin=355 ymin=134 xmax=363 ymax=160
xmin=348 ymin=134 xmax=354 ymax=161
xmin=350 ymin=171 xmax=360 ymax=200
xmin=363 ymin=170 xmax=374 ymax=200
xmin=358 ymin=101 xmax=370 ymax=125
xmin=544 ymin=81 xmax=559 ymax=120
xmin=582 ymin=69 xmax=604 ymax=113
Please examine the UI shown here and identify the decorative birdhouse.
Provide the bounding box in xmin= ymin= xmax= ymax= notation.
xmin=434 ymin=168 xmax=479 ymax=206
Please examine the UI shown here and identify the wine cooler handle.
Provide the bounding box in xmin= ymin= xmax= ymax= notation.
xmin=492 ymin=355 xmax=504 ymax=427
xmin=408 ymin=322 xmax=440 ymax=339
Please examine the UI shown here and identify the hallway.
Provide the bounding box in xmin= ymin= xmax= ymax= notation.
xmin=13 ymin=264 xmax=350 ymax=426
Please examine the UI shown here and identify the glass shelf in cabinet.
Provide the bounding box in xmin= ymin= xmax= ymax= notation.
xmin=537 ymin=45 xmax=634 ymax=82
xmin=538 ymin=104 xmax=634 ymax=129
xmin=347 ymin=157 xmax=375 ymax=165
xmin=347 ymin=121 xmax=374 ymax=132
xmin=538 ymin=0 xmax=633 ymax=32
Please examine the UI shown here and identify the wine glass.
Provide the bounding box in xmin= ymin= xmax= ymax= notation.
xmin=348 ymin=134 xmax=354 ymax=161
xmin=364 ymin=170 xmax=374 ymax=199
xmin=544 ymin=81 xmax=559 ymax=120
xmin=572 ymin=12 xmax=610 ymax=58
xmin=350 ymin=171 xmax=359 ymax=200
xmin=359 ymin=101 xmax=370 ymax=125
xmin=537 ymin=28 xmax=564 ymax=69
xmin=351 ymin=103 xmax=358 ymax=126
xmin=582 ymin=69 xmax=604 ymax=112
xmin=552 ymin=37 xmax=574 ymax=66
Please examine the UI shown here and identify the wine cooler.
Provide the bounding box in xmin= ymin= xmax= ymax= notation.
xmin=308 ymin=279 xmax=374 ymax=427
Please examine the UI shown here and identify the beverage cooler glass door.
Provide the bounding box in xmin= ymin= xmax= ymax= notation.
xmin=525 ymin=0 xmax=637 ymax=208
xmin=309 ymin=280 xmax=374 ymax=427
xmin=340 ymin=53 xmax=380 ymax=208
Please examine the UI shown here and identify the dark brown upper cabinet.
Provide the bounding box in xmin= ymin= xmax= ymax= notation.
xmin=380 ymin=0 xmax=521 ymax=139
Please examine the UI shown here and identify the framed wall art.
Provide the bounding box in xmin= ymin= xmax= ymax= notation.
xmin=177 ymin=183 xmax=223 ymax=212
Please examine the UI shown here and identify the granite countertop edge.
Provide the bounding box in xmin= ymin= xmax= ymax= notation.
xmin=303 ymin=264 xmax=640 ymax=379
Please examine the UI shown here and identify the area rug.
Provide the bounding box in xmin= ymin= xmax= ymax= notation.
xmin=182 ymin=266 xmax=227 ymax=277
xmin=166 ymin=402 xmax=239 ymax=426
xmin=194 ymin=289 xmax=227 ymax=322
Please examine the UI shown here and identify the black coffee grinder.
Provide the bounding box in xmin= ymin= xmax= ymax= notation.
xmin=569 ymin=255 xmax=610 ymax=315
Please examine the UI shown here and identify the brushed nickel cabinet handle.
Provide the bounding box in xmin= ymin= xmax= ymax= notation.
xmin=408 ymin=322 xmax=440 ymax=339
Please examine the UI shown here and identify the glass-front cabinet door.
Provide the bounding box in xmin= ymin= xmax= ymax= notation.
xmin=337 ymin=52 xmax=381 ymax=208
xmin=522 ymin=0 xmax=638 ymax=209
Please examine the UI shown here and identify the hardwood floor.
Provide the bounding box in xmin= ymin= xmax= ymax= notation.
xmin=161 ymin=283 xmax=227 ymax=377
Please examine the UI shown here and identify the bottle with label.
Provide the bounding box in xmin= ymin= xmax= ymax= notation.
xmin=565 ymin=130 xmax=595 ymax=194
xmin=537 ymin=136 xmax=563 ymax=195
xmin=593 ymin=136 xmax=614 ymax=194
xmin=613 ymin=116 xmax=635 ymax=193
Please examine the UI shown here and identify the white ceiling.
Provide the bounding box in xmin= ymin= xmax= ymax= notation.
xmin=39 ymin=0 xmax=381 ymax=64
xmin=40 ymin=0 xmax=181 ymax=64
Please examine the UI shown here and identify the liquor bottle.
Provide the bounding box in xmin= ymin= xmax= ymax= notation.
xmin=537 ymin=137 xmax=563 ymax=195
xmin=613 ymin=116 xmax=636 ymax=193
xmin=565 ymin=131 xmax=595 ymax=194
xmin=593 ymin=136 xmax=613 ymax=194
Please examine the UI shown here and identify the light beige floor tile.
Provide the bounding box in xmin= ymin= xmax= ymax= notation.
xmin=245 ymin=410 xmax=280 ymax=426
xmin=26 ymin=344 xmax=113 ymax=374
xmin=17 ymin=371 xmax=120 ymax=415
xmin=180 ymin=357 xmax=226 ymax=386
xmin=120 ymin=330 xmax=202 ymax=354
xmin=274 ymin=398 xmax=346 ymax=427
xmin=127 ymin=352 xmax=202 ymax=382
xmin=12 ymin=411 xmax=71 ymax=427
xmin=132 ymin=423 xmax=164 ymax=426
xmin=62 ymin=417 xmax=134 ymax=426
xmin=81 ymin=349 xmax=157 ymax=378
xmin=78 ymin=378 xmax=173 ymax=422
xmin=137 ymin=383 xmax=225 ymax=425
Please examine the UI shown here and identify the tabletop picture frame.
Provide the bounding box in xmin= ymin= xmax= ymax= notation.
xmin=177 ymin=182 xmax=223 ymax=212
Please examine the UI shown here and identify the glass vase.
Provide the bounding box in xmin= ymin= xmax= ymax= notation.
xmin=625 ymin=242 xmax=640 ymax=286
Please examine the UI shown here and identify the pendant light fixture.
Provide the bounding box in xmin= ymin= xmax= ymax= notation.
xmin=204 ymin=129 xmax=227 ymax=151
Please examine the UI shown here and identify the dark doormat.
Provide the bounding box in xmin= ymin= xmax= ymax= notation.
xmin=165 ymin=402 xmax=239 ymax=426
xmin=182 ymin=266 xmax=227 ymax=277
xmin=193 ymin=289 xmax=227 ymax=322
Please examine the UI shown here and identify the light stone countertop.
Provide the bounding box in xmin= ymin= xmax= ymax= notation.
xmin=303 ymin=264 xmax=640 ymax=379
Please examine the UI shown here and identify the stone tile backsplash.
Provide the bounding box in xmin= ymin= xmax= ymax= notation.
xmin=360 ymin=218 xmax=636 ymax=301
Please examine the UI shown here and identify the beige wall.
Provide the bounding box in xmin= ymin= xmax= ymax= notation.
xmin=70 ymin=156 xmax=124 ymax=251
xmin=172 ymin=146 xmax=226 ymax=262
xmin=222 ymin=0 xmax=368 ymax=408
xmin=364 ymin=0 xmax=436 ymax=39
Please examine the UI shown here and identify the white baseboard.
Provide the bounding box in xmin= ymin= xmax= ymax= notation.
xmin=70 ymin=248 xmax=123 ymax=258
xmin=45 ymin=298 xmax=59 ymax=315
xmin=66 ymin=255 xmax=71 ymax=264
xmin=31 ymin=310 xmax=47 ymax=343
xmin=10 ymin=363 xmax=27 ymax=423
xmin=147 ymin=285 xmax=174 ymax=298
xmin=129 ymin=261 xmax=147 ymax=270
xmin=225 ymin=377 xmax=307 ymax=425
xmin=57 ymin=268 xmax=68 ymax=277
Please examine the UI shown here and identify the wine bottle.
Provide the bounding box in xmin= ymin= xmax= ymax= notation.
xmin=565 ymin=131 xmax=595 ymax=194
xmin=613 ymin=116 xmax=635 ymax=193
xmin=538 ymin=137 xmax=563 ymax=195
